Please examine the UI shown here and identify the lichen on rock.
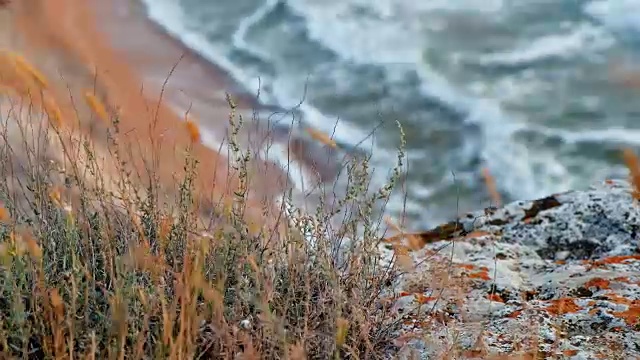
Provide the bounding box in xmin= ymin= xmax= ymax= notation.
xmin=386 ymin=180 xmax=640 ymax=359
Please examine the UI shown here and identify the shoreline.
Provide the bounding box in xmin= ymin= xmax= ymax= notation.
xmin=104 ymin=0 xmax=355 ymax=210
xmin=112 ymin=0 xmax=278 ymax=113
xmin=6 ymin=0 xmax=302 ymax=234
xmin=90 ymin=0 xmax=347 ymax=205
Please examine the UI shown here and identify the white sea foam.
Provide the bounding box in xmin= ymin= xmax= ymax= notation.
xmin=415 ymin=68 xmax=574 ymax=200
xmin=232 ymin=0 xmax=281 ymax=62
xmin=141 ymin=0 xmax=632 ymax=223
xmin=528 ymin=124 xmax=640 ymax=146
xmin=139 ymin=0 xmax=271 ymax=109
xmin=140 ymin=0 xmax=506 ymax=210
xmin=140 ymin=0 xmax=400 ymax=218
xmin=279 ymin=0 xmax=575 ymax=201
xmin=284 ymin=0 xmax=504 ymax=66
xmin=477 ymin=23 xmax=614 ymax=66
xmin=277 ymin=0 xmax=626 ymax=201
xmin=585 ymin=0 xmax=640 ymax=32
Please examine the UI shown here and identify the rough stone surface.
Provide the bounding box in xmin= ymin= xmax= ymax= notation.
xmin=382 ymin=180 xmax=640 ymax=359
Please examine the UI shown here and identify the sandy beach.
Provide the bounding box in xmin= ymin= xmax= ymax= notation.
xmin=3 ymin=0 xmax=320 ymax=234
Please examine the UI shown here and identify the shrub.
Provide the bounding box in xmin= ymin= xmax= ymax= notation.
xmin=0 ymin=57 xmax=407 ymax=359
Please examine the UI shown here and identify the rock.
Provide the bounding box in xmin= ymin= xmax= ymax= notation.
xmin=386 ymin=180 xmax=640 ymax=359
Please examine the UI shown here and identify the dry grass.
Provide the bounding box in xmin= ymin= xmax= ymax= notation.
xmin=622 ymin=148 xmax=640 ymax=201
xmin=0 ymin=53 xmax=407 ymax=359
xmin=184 ymin=116 xmax=201 ymax=145
xmin=306 ymin=128 xmax=338 ymax=149
xmin=2 ymin=43 xmax=638 ymax=359
xmin=481 ymin=167 xmax=501 ymax=208
xmin=83 ymin=91 xmax=110 ymax=124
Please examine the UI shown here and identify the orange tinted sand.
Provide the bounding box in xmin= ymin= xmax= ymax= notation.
xmin=8 ymin=0 xmax=290 ymax=235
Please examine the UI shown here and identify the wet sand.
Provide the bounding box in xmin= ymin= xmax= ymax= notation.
xmin=6 ymin=0 xmax=300 ymax=234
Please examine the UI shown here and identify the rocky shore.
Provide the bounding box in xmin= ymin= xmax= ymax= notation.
xmin=383 ymin=179 xmax=640 ymax=359
xmin=282 ymin=177 xmax=640 ymax=358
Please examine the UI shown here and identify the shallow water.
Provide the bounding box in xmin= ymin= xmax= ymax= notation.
xmin=142 ymin=0 xmax=640 ymax=227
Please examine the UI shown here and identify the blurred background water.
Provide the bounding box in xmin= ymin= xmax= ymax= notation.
xmin=141 ymin=0 xmax=640 ymax=228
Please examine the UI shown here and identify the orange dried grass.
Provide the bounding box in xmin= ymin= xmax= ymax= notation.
xmin=5 ymin=52 xmax=49 ymax=89
xmin=158 ymin=215 xmax=173 ymax=240
xmin=0 ymin=54 xmax=41 ymax=98
xmin=43 ymin=95 xmax=63 ymax=128
xmin=0 ymin=52 xmax=66 ymax=128
xmin=383 ymin=216 xmax=418 ymax=271
xmin=48 ymin=288 xmax=64 ymax=319
xmin=184 ymin=117 xmax=201 ymax=144
xmin=84 ymin=91 xmax=110 ymax=123
xmin=384 ymin=215 xmax=422 ymax=251
xmin=48 ymin=187 xmax=62 ymax=206
xmin=0 ymin=203 xmax=10 ymax=222
xmin=20 ymin=230 xmax=43 ymax=260
xmin=335 ymin=317 xmax=349 ymax=347
xmin=622 ymin=148 xmax=640 ymax=200
xmin=306 ymin=127 xmax=337 ymax=148
xmin=482 ymin=167 xmax=502 ymax=207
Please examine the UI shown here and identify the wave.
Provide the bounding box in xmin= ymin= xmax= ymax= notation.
xmin=280 ymin=0 xmax=595 ymax=201
xmin=139 ymin=0 xmax=267 ymax=101
xmin=138 ymin=0 xmax=403 ymax=219
xmin=585 ymin=0 xmax=640 ymax=32
xmin=140 ymin=0 xmax=635 ymax=220
xmin=529 ymin=124 xmax=640 ymax=146
xmin=477 ymin=23 xmax=614 ymax=67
